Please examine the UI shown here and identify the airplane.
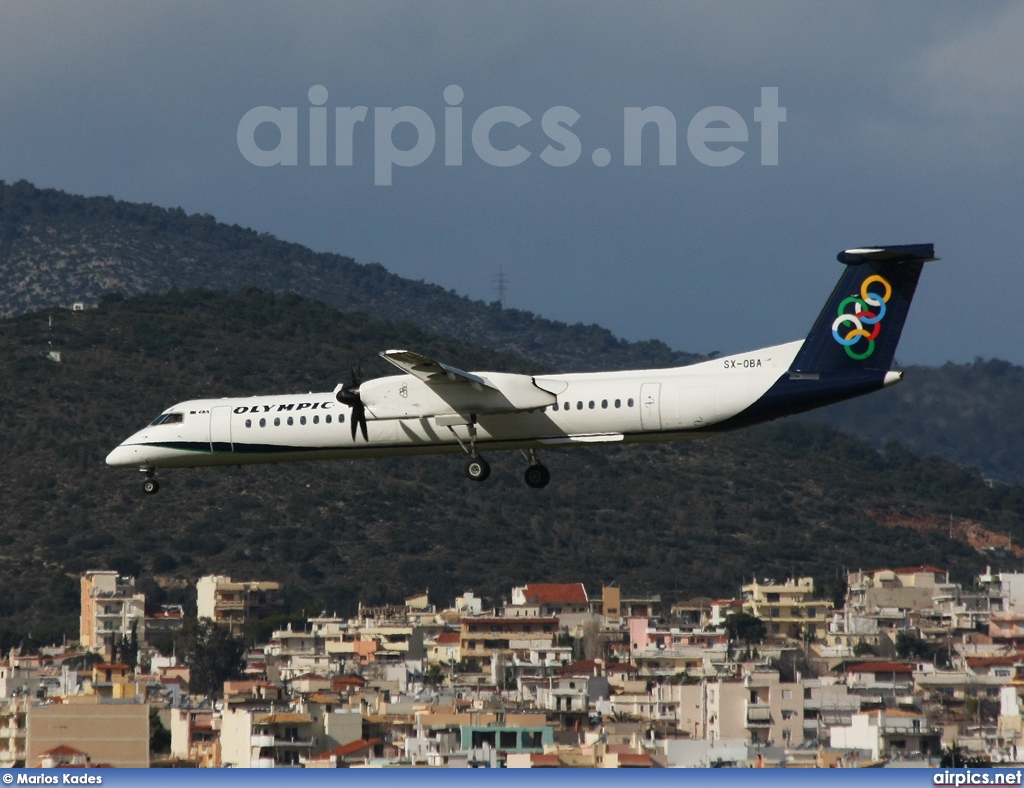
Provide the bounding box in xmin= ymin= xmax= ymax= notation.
xmin=106 ymin=244 xmax=938 ymax=494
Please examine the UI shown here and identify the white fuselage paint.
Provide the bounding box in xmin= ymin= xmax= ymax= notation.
xmin=106 ymin=341 xmax=803 ymax=470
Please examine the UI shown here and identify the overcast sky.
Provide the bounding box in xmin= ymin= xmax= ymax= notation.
xmin=1 ymin=2 xmax=1021 ymax=365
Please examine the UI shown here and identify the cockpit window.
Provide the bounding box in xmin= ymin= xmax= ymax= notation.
xmin=149 ymin=413 xmax=184 ymax=426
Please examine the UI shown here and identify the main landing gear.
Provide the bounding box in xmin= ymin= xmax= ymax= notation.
xmin=524 ymin=461 xmax=550 ymax=489
xmin=448 ymin=418 xmax=491 ymax=483
xmin=522 ymin=449 xmax=550 ymax=489
xmin=141 ymin=468 xmax=160 ymax=495
xmin=464 ymin=456 xmax=491 ymax=482
xmin=448 ymin=419 xmax=550 ymax=487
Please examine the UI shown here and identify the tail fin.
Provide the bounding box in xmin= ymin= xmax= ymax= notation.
xmin=789 ymin=244 xmax=938 ymax=374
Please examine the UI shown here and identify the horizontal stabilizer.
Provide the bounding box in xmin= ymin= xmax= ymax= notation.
xmin=837 ymin=244 xmax=937 ymax=265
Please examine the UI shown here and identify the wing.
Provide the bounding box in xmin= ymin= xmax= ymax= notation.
xmin=357 ymin=350 xmax=557 ymax=418
xmin=379 ymin=349 xmax=493 ymax=390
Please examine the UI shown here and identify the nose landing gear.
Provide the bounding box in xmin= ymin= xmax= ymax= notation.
xmin=141 ymin=468 xmax=160 ymax=495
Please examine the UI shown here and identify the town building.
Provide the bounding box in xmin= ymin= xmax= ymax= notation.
xmin=196 ymin=575 xmax=283 ymax=638
xmin=742 ymin=577 xmax=832 ymax=639
xmin=25 ymin=696 xmax=150 ymax=768
xmin=79 ymin=570 xmax=146 ymax=660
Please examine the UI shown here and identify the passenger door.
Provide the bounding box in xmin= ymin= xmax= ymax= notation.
xmin=209 ymin=406 xmax=233 ymax=453
xmin=640 ymin=383 xmax=661 ymax=430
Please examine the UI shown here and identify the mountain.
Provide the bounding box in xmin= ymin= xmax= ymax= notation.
xmin=2 ymin=289 xmax=1022 ymax=648
xmin=804 ymin=358 xmax=1024 ymax=486
xmin=0 ymin=179 xmax=701 ymax=373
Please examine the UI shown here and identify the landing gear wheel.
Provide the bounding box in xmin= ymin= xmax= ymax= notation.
xmin=143 ymin=478 xmax=160 ymax=495
xmin=464 ymin=457 xmax=491 ymax=482
xmin=524 ymin=463 xmax=550 ymax=489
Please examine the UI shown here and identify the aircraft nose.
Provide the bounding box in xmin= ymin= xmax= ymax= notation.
xmin=105 ymin=444 xmax=137 ymax=467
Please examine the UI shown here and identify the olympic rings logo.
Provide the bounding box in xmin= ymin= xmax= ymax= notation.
xmin=831 ymin=274 xmax=892 ymax=360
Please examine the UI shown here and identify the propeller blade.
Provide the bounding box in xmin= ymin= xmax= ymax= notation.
xmin=357 ymin=406 xmax=368 ymax=442
xmin=340 ymin=358 xmax=369 ymax=441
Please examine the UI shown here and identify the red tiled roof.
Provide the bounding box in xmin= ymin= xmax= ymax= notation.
xmin=332 ymin=674 xmax=366 ymax=687
xmin=847 ymin=661 xmax=915 ymax=674
xmin=522 ymin=583 xmax=588 ymax=604
xmin=41 ymin=745 xmax=86 ymax=757
xmin=557 ymin=660 xmax=631 ymax=676
xmin=330 ymin=738 xmax=379 ymax=758
xmin=967 ymin=656 xmax=1021 ymax=668
xmin=617 ymin=753 xmax=652 ymax=766
xmin=893 ymin=566 xmax=946 ymax=575
xmin=435 ymin=631 xmax=460 ymax=644
xmin=531 ymin=754 xmax=560 ymax=766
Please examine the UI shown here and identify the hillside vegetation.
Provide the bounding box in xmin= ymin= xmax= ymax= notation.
xmin=806 ymin=359 xmax=1024 ymax=486
xmin=2 ymin=290 xmax=1022 ymax=647
xmin=0 ymin=179 xmax=700 ymax=372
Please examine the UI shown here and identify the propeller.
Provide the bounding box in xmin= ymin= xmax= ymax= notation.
xmin=336 ymin=362 xmax=369 ymax=441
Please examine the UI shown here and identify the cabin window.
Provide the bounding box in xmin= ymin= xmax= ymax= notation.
xmin=627 ymin=398 xmax=634 ymax=407
xmin=287 ymin=416 xmax=294 ymax=426
xmin=577 ymin=401 xmax=583 ymax=410
xmin=553 ymin=402 xmax=559 ymax=411
xmin=259 ymin=418 xmax=266 ymax=428
xmin=339 ymin=413 xmax=345 ymax=423
xmin=563 ymin=402 xmax=569 ymax=410
xmin=601 ymin=400 xmax=608 ymax=408
xmin=313 ymin=415 xmax=319 ymax=424
xmin=245 ymin=419 xmax=252 ymax=428
xmin=588 ymin=401 xmax=595 ymax=409
xmin=300 ymin=416 xmax=307 ymax=425
xmin=615 ymin=399 xmax=621 ymax=408
xmin=325 ymin=415 xmax=332 ymax=424
xmin=274 ymin=417 xmax=281 ymax=427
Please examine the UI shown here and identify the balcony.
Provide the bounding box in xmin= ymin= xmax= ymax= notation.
xmin=272 ymin=737 xmax=314 ymax=748
xmin=251 ymin=734 xmax=275 ymax=748
xmin=746 ymin=704 xmax=772 ymax=727
xmin=0 ymin=750 xmax=26 ymax=767
xmin=0 ymin=728 xmax=26 ymax=739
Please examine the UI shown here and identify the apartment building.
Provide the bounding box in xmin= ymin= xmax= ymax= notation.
xmin=700 ymin=669 xmax=805 ymax=746
xmin=25 ymin=696 xmax=150 ymax=768
xmin=459 ymin=617 xmax=559 ymax=666
xmin=830 ymin=708 xmax=941 ymax=761
xmin=196 ymin=575 xmax=282 ymax=638
xmin=220 ymin=708 xmax=317 ymax=768
xmin=79 ymin=571 xmax=146 ymax=660
xmin=742 ymin=577 xmax=832 ymax=639
xmin=0 ymin=697 xmax=28 ymax=767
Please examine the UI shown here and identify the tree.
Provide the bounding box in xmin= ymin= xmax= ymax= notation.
xmin=725 ymin=612 xmax=767 ymax=646
xmin=895 ymin=631 xmax=929 ymax=659
xmin=150 ymin=707 xmax=171 ymax=754
xmin=853 ymin=639 xmax=878 ymax=657
xmin=174 ymin=617 xmax=245 ymax=697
